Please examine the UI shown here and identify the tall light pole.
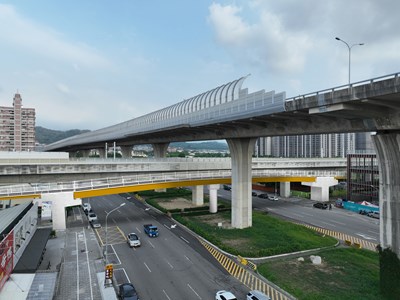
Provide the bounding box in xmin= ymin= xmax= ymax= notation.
xmin=335 ymin=37 xmax=364 ymax=84
xmin=105 ymin=202 xmax=126 ymax=264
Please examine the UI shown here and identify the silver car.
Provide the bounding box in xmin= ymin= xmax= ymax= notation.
xmin=127 ymin=233 xmax=141 ymax=247
xmin=247 ymin=290 xmax=271 ymax=300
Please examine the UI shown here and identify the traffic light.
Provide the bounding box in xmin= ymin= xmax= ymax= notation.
xmin=105 ymin=264 xmax=113 ymax=280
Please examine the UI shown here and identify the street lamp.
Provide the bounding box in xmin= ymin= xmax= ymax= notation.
xmin=105 ymin=202 xmax=126 ymax=264
xmin=335 ymin=37 xmax=364 ymax=84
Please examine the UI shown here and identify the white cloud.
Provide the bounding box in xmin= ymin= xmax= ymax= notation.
xmin=208 ymin=3 xmax=311 ymax=74
xmin=0 ymin=4 xmax=110 ymax=68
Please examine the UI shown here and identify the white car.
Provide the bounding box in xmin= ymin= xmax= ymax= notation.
xmin=215 ymin=290 xmax=237 ymax=300
xmin=247 ymin=290 xmax=271 ymax=300
xmin=82 ymin=203 xmax=91 ymax=212
xmin=88 ymin=212 xmax=98 ymax=222
xmin=268 ymin=195 xmax=279 ymax=201
xmin=127 ymin=233 xmax=141 ymax=247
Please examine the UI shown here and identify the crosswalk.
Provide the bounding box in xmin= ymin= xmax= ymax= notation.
xmin=199 ymin=239 xmax=293 ymax=300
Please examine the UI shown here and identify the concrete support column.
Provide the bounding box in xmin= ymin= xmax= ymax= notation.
xmin=40 ymin=192 xmax=82 ymax=230
xmin=121 ymin=146 xmax=132 ymax=158
xmin=227 ymin=138 xmax=257 ymax=228
xmin=98 ymin=148 xmax=106 ymax=159
xmin=208 ymin=184 xmax=219 ymax=213
xmin=372 ymin=133 xmax=400 ymax=259
xmin=80 ymin=149 xmax=91 ymax=158
xmin=302 ymin=177 xmax=338 ymax=202
xmin=152 ymin=143 xmax=169 ymax=158
xmin=192 ymin=185 xmax=204 ymax=206
xmin=152 ymin=143 xmax=169 ymax=192
xmin=280 ymin=181 xmax=291 ymax=197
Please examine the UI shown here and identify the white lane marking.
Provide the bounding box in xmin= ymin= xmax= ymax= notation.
xmin=111 ymin=244 xmax=122 ymax=265
xmin=356 ymin=233 xmax=376 ymax=240
xmin=75 ymin=232 xmax=79 ymax=300
xmin=163 ymin=289 xmax=172 ymax=300
xmin=184 ymin=255 xmax=192 ymax=263
xmin=320 ymin=221 xmax=336 ymax=227
xmin=291 ymin=213 xmax=304 ymax=218
xmin=302 ymin=212 xmax=314 ymax=216
xmin=187 ymin=283 xmax=202 ymax=299
xmin=330 ymin=220 xmax=346 ymax=226
xmin=126 ymin=217 xmax=132 ymax=222
xmin=112 ymin=218 xmax=117 ymax=224
xmin=367 ymin=229 xmax=379 ymax=234
xmin=82 ymin=229 xmax=94 ymax=300
xmin=163 ymin=224 xmax=171 ymax=230
xmin=165 ymin=259 xmax=174 ymax=269
xmin=180 ymin=236 xmax=190 ymax=244
xmin=147 ymin=240 xmax=155 ymax=248
xmin=144 ymin=262 xmax=152 ymax=272
xmin=136 ymin=227 xmax=142 ymax=233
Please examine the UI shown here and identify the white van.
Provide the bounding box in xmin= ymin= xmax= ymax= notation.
xmin=246 ymin=290 xmax=271 ymax=300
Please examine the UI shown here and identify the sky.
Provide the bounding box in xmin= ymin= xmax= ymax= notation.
xmin=1 ymin=0 xmax=400 ymax=131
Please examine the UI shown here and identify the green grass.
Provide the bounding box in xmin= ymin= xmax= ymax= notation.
xmin=174 ymin=211 xmax=337 ymax=257
xmin=258 ymin=248 xmax=384 ymax=300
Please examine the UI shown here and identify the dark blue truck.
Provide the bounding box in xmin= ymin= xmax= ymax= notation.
xmin=143 ymin=224 xmax=159 ymax=237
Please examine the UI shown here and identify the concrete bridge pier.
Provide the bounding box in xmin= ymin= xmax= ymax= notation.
xmin=372 ymin=133 xmax=400 ymax=259
xmin=80 ymin=149 xmax=91 ymax=158
xmin=38 ymin=192 xmax=81 ymax=230
xmin=152 ymin=143 xmax=169 ymax=192
xmin=120 ymin=146 xmax=132 ymax=158
xmin=98 ymin=148 xmax=106 ymax=158
xmin=227 ymin=138 xmax=257 ymax=228
xmin=192 ymin=185 xmax=204 ymax=206
xmin=208 ymin=184 xmax=219 ymax=213
xmin=302 ymin=177 xmax=338 ymax=202
xmin=152 ymin=143 xmax=169 ymax=158
xmin=280 ymin=181 xmax=291 ymax=197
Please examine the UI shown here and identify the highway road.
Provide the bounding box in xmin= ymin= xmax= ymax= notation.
xmin=217 ymin=189 xmax=380 ymax=244
xmin=80 ymin=194 xmax=249 ymax=300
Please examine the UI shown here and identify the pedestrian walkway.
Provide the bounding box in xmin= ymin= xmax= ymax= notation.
xmin=199 ymin=239 xmax=295 ymax=300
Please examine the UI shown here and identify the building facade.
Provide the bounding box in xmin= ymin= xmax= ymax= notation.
xmin=346 ymin=153 xmax=379 ymax=203
xmin=0 ymin=93 xmax=35 ymax=151
xmin=256 ymin=132 xmax=373 ymax=158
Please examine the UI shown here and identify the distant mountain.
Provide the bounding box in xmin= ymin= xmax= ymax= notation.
xmin=35 ymin=126 xmax=90 ymax=145
xmin=35 ymin=126 xmax=228 ymax=151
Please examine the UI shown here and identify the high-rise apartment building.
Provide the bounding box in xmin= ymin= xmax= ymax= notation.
xmin=256 ymin=132 xmax=373 ymax=158
xmin=0 ymin=93 xmax=36 ymax=151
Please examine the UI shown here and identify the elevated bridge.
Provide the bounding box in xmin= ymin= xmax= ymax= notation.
xmin=40 ymin=73 xmax=400 ymax=262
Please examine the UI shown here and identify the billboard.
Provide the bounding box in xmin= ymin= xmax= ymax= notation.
xmin=0 ymin=231 xmax=14 ymax=291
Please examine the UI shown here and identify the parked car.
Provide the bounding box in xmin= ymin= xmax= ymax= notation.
xmin=119 ymin=283 xmax=139 ymax=300
xmin=252 ymin=192 xmax=258 ymax=197
xmin=367 ymin=211 xmax=380 ymax=219
xmin=88 ymin=212 xmax=98 ymax=222
xmin=215 ymin=290 xmax=237 ymax=300
xmin=127 ymin=233 xmax=141 ymax=247
xmin=90 ymin=219 xmax=101 ymax=228
xmin=82 ymin=203 xmax=91 ymax=212
xmin=257 ymin=194 xmax=269 ymax=199
xmin=268 ymin=195 xmax=279 ymax=201
xmin=223 ymin=185 xmax=232 ymax=191
xmin=313 ymin=202 xmax=328 ymax=209
xmin=247 ymin=290 xmax=271 ymax=300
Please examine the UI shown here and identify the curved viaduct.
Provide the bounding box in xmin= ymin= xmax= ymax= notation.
xmin=44 ymin=73 xmax=400 ymax=264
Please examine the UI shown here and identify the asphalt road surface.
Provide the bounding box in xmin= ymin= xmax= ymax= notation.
xmin=81 ymin=194 xmax=249 ymax=300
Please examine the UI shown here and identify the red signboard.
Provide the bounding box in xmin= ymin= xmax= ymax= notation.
xmin=0 ymin=231 xmax=14 ymax=291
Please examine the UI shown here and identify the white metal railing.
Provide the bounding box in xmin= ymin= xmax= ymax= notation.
xmin=0 ymin=169 xmax=346 ymax=197
xmin=285 ymin=72 xmax=399 ymax=104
